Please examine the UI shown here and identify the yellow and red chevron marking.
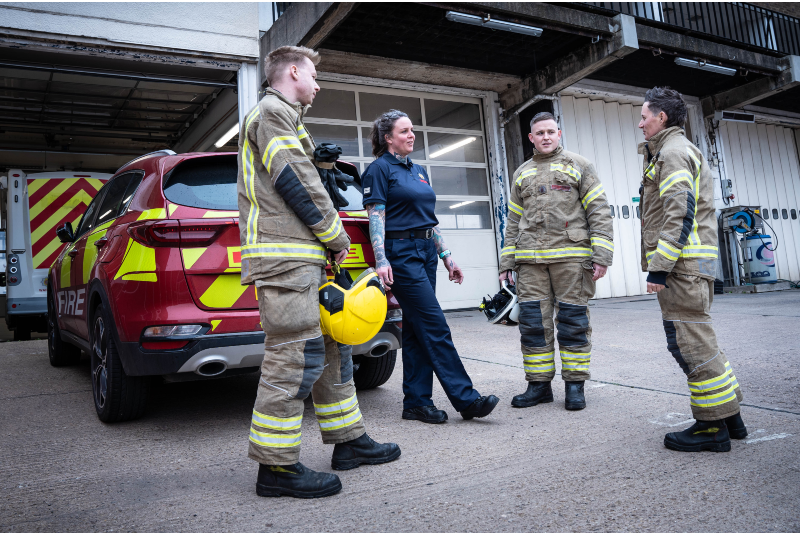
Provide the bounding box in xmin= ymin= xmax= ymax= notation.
xmin=187 ymin=274 xmax=258 ymax=310
xmin=28 ymin=178 xmax=107 ymax=269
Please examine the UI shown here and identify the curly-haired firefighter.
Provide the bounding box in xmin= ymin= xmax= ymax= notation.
xmin=500 ymin=112 xmax=613 ymax=411
xmin=638 ymin=87 xmax=747 ymax=452
xmin=238 ymin=45 xmax=400 ymax=498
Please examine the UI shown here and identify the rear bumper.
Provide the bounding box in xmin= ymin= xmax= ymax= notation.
xmin=118 ymin=321 xmax=403 ymax=377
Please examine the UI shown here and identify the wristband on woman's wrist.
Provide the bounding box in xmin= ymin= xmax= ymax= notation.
xmin=439 ymin=249 xmax=451 ymax=259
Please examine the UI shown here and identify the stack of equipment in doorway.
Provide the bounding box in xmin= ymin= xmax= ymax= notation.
xmin=720 ymin=206 xmax=778 ymax=286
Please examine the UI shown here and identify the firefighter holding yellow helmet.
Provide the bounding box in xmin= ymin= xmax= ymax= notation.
xmin=237 ymin=45 xmax=399 ymax=499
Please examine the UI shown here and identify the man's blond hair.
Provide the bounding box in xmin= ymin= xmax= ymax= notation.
xmin=264 ymin=45 xmax=320 ymax=86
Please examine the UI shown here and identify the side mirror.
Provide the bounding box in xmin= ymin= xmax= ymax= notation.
xmin=56 ymin=222 xmax=75 ymax=243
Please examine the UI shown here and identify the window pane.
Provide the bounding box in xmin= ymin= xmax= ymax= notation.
xmin=306 ymin=89 xmax=356 ymax=120
xmin=772 ymin=208 xmax=779 ymax=219
xmin=120 ymin=173 xmax=143 ymax=215
xmin=435 ymin=200 xmax=492 ymax=229
xmin=360 ymin=127 xmax=425 ymax=162
xmin=622 ymin=205 xmax=630 ymax=219
xmin=610 ymin=205 xmax=615 ymax=218
xmin=163 ymin=155 xmax=238 ymax=211
xmin=425 ymin=100 xmax=481 ymax=130
xmin=96 ymin=174 xmax=132 ymax=225
xmin=782 ymin=208 xmax=788 ymax=219
xmin=339 ymin=183 xmax=364 ymax=211
xmin=427 ymin=132 xmax=484 ymax=163
xmin=791 ymin=209 xmax=797 ymax=220
xmin=429 ymin=166 xmax=488 ymax=196
xmin=763 ymin=208 xmax=769 ymax=219
xmin=636 ymin=205 xmax=640 ymax=218
xmin=75 ymin=189 xmax=105 ymax=237
xmin=359 ymin=92 xmax=422 ymax=124
xmin=305 ymin=124 xmax=358 ymax=157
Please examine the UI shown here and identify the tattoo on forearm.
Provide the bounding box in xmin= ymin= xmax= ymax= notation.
xmin=433 ymin=226 xmax=448 ymax=255
xmin=367 ymin=203 xmax=389 ymax=269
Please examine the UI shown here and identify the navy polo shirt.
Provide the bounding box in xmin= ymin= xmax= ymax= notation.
xmin=361 ymin=152 xmax=439 ymax=232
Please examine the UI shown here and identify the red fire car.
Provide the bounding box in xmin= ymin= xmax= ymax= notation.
xmin=47 ymin=150 xmax=401 ymax=422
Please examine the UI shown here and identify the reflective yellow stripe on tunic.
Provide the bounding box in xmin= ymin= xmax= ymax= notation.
xmin=501 ymin=245 xmax=516 ymax=257
xmin=516 ymin=247 xmax=592 ymax=260
xmin=516 ymin=168 xmax=537 ymax=186
xmin=297 ymin=124 xmax=308 ymax=140
xmin=241 ymin=108 xmax=261 ymax=245
xmin=659 ymin=169 xmax=693 ymax=197
xmin=581 ymin=184 xmax=605 ymax=209
xmin=508 ymin=200 xmax=523 ymax=217
xmin=241 ymin=243 xmax=327 ymax=261
xmin=551 ymin=163 xmax=582 ymax=181
xmin=263 ymin=136 xmax=303 ymax=173
xmin=314 ymin=217 xmax=343 ymax=243
xmin=591 ymin=237 xmax=614 ymax=252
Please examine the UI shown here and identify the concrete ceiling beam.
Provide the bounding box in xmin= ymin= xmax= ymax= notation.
xmin=700 ymin=56 xmax=800 ymax=117
xmin=516 ymin=13 xmax=638 ymax=104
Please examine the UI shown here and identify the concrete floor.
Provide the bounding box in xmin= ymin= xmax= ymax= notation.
xmin=1 ymin=290 xmax=799 ymax=532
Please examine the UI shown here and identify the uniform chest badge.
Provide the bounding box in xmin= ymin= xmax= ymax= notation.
xmin=418 ymin=173 xmax=429 ymax=185
xmin=537 ymin=185 xmax=548 ymax=194
xmin=551 ymin=184 xmax=571 ymax=192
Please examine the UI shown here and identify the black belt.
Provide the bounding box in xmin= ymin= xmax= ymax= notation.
xmin=385 ymin=228 xmax=434 ymax=240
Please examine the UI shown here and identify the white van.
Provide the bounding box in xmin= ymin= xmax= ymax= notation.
xmin=5 ymin=170 xmax=111 ymax=340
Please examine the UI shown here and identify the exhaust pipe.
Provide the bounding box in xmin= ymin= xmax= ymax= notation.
xmin=196 ymin=360 xmax=227 ymax=377
xmin=368 ymin=342 xmax=391 ymax=357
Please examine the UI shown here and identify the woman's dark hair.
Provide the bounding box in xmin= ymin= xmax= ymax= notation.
xmin=370 ymin=109 xmax=409 ymax=158
xmin=644 ymin=86 xmax=688 ymax=129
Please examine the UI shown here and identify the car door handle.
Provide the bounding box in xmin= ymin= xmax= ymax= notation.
xmin=68 ymin=249 xmax=79 ymax=258
xmin=94 ymin=237 xmax=108 ymax=248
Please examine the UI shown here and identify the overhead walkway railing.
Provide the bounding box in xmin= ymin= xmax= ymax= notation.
xmin=583 ymin=2 xmax=800 ymax=55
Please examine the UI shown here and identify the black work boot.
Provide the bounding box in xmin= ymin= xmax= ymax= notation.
xmin=256 ymin=462 xmax=342 ymax=498
xmin=664 ymin=420 xmax=731 ymax=452
xmin=564 ymin=381 xmax=586 ymax=410
xmin=724 ymin=412 xmax=748 ymax=440
xmin=402 ymin=405 xmax=448 ymax=424
xmin=511 ymin=381 xmax=554 ymax=408
xmin=460 ymin=395 xmax=500 ymax=420
xmin=331 ymin=433 xmax=401 ymax=471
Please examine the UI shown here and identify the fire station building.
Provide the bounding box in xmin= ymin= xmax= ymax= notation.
xmin=3 ymin=2 xmax=800 ymax=309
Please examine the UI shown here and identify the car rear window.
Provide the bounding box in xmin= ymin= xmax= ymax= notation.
xmin=163 ymin=155 xmax=238 ymax=211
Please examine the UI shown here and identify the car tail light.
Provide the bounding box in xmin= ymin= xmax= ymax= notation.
xmin=142 ymin=324 xmax=204 ymax=339
xmin=128 ymin=219 xmax=234 ymax=247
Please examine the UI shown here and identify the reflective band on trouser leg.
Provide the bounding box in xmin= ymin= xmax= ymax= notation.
xmin=523 ymin=350 xmax=556 ymax=381
xmin=311 ymin=333 xmax=366 ymax=444
xmin=560 ymin=350 xmax=591 ymax=380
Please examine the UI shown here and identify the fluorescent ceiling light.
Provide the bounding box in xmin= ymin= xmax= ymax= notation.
xmin=446 ymin=11 xmax=543 ymax=37
xmin=429 ymin=137 xmax=476 ymax=159
xmin=449 ymin=200 xmax=476 ymax=210
xmin=214 ymin=123 xmax=240 ymax=148
xmin=674 ymin=57 xmax=736 ymax=76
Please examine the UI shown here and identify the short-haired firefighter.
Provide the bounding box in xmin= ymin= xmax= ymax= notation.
xmin=638 ymin=87 xmax=747 ymax=452
xmin=238 ymin=45 xmax=399 ymax=498
xmin=500 ymin=112 xmax=613 ymax=411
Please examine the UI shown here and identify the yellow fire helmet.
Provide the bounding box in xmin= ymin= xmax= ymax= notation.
xmin=319 ymin=266 xmax=387 ymax=345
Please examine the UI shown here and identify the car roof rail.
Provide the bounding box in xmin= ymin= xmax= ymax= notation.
xmin=119 ymin=149 xmax=177 ymax=171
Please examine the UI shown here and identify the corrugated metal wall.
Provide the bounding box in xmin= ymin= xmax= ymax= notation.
xmin=561 ymin=96 xmax=648 ymax=298
xmin=719 ymin=122 xmax=800 ymax=282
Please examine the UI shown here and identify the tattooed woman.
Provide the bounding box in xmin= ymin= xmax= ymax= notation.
xmin=361 ymin=109 xmax=499 ymax=424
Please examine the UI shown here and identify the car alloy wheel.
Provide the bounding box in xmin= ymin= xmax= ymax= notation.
xmin=92 ymin=315 xmax=109 ymax=410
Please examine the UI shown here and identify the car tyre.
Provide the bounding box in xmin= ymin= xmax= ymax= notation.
xmin=91 ymin=303 xmax=149 ymax=422
xmin=353 ymin=349 xmax=396 ymax=390
xmin=47 ymin=287 xmax=81 ymax=366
